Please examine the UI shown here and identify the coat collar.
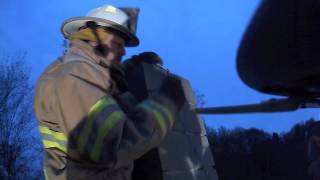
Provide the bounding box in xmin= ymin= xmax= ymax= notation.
xmin=63 ymin=39 xmax=111 ymax=67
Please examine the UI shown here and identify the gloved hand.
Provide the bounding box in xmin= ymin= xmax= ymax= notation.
xmin=159 ymin=75 xmax=185 ymax=110
xmin=110 ymin=62 xmax=128 ymax=93
xmin=114 ymin=92 xmax=139 ymax=113
xmin=123 ymin=52 xmax=163 ymax=70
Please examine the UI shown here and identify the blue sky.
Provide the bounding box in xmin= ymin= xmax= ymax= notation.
xmin=1 ymin=0 xmax=319 ymax=133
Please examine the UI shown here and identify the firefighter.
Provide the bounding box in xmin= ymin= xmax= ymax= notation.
xmin=34 ymin=5 xmax=184 ymax=180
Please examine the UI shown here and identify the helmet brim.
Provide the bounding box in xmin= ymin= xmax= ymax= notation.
xmin=61 ymin=16 xmax=139 ymax=47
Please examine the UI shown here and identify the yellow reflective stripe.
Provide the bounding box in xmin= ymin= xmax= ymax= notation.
xmin=39 ymin=126 xmax=67 ymax=141
xmin=91 ymin=111 xmax=125 ymax=161
xmin=43 ymin=169 xmax=49 ymax=180
xmin=42 ymin=140 xmax=67 ymax=152
xmin=78 ymin=96 xmax=115 ymax=154
xmin=153 ymin=110 xmax=167 ymax=135
xmin=139 ymin=103 xmax=167 ymax=136
xmin=39 ymin=126 xmax=67 ymax=152
xmin=148 ymin=100 xmax=174 ymax=126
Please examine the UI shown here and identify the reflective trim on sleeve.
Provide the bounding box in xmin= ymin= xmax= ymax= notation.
xmin=44 ymin=169 xmax=49 ymax=180
xmin=42 ymin=140 xmax=66 ymax=152
xmin=39 ymin=126 xmax=67 ymax=152
xmin=77 ymin=95 xmax=126 ymax=162
xmin=90 ymin=110 xmax=126 ymax=161
xmin=147 ymin=100 xmax=174 ymax=126
xmin=138 ymin=101 xmax=169 ymax=136
xmin=77 ymin=96 xmax=114 ymax=154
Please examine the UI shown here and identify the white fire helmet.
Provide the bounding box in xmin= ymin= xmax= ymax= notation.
xmin=61 ymin=5 xmax=140 ymax=47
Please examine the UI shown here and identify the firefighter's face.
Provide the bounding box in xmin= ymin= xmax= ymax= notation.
xmin=92 ymin=33 xmax=126 ymax=63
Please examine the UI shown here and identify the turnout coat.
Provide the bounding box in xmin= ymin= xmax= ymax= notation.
xmin=34 ymin=39 xmax=177 ymax=180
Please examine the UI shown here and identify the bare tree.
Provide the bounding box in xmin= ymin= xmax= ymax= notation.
xmin=193 ymin=89 xmax=206 ymax=107
xmin=0 ymin=54 xmax=42 ymax=179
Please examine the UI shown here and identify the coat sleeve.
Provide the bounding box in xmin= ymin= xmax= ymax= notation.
xmin=54 ymin=62 xmax=178 ymax=168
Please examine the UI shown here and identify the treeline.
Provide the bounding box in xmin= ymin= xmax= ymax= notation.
xmin=0 ymin=55 xmax=42 ymax=179
xmin=207 ymin=119 xmax=316 ymax=180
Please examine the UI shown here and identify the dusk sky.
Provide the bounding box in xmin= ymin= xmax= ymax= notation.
xmin=1 ymin=0 xmax=319 ymax=133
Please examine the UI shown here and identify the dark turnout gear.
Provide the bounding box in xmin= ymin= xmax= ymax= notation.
xmin=132 ymin=52 xmax=163 ymax=65
xmin=34 ymin=39 xmax=178 ymax=180
xmin=110 ymin=62 xmax=129 ymax=93
xmin=125 ymin=62 xmax=219 ymax=180
xmin=123 ymin=52 xmax=163 ymax=71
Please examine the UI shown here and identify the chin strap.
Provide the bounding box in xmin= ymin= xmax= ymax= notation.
xmin=85 ymin=21 xmax=128 ymax=92
xmin=85 ymin=21 xmax=107 ymax=57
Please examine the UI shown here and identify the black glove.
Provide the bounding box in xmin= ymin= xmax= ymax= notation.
xmin=110 ymin=62 xmax=128 ymax=93
xmin=123 ymin=52 xmax=163 ymax=70
xmin=159 ymin=75 xmax=185 ymax=110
